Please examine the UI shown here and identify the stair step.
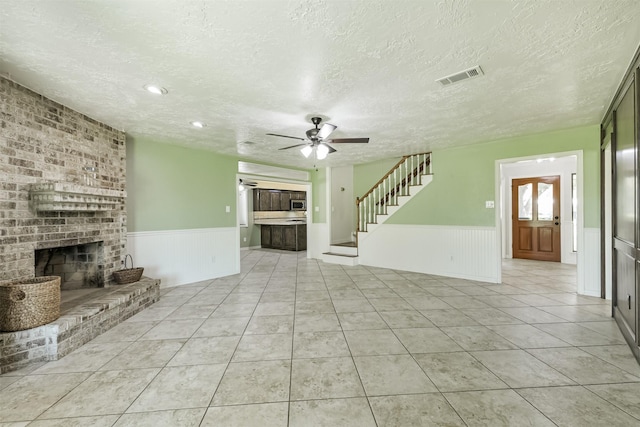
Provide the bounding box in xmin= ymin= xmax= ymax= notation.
xmin=322 ymin=252 xmax=359 ymax=266
xmin=328 ymin=244 xmax=358 ymax=256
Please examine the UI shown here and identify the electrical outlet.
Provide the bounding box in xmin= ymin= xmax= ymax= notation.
xmin=243 ymin=237 xmax=247 ymax=242
xmin=485 ymin=201 xmax=495 ymax=208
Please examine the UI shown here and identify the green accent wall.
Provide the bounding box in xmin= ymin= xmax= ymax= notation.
xmin=354 ymin=125 xmax=600 ymax=228
xmin=126 ymin=136 xmax=238 ymax=232
xmin=353 ymin=157 xmax=403 ymax=199
xmin=311 ymin=168 xmax=327 ymax=223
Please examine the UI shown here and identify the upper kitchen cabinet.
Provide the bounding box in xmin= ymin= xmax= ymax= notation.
xmin=253 ymin=189 xmax=307 ymax=211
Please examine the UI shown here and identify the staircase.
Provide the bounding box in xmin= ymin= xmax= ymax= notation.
xmin=322 ymin=152 xmax=432 ymax=266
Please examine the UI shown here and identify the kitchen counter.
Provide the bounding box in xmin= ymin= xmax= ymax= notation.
xmin=254 ymin=219 xmax=307 ymax=226
xmin=258 ymin=223 xmax=306 ymax=251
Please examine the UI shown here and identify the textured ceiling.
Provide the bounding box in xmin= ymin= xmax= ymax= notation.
xmin=1 ymin=0 xmax=639 ymax=168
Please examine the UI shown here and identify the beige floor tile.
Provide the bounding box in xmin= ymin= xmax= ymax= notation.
xmin=90 ymin=321 xmax=157 ymax=343
xmin=100 ymin=339 xmax=185 ymax=370
xmin=517 ymin=385 xmax=640 ymax=426
xmin=439 ymin=296 xmax=491 ymax=309
xmin=165 ymin=304 xmax=218 ymax=320
xmin=460 ymin=308 xmax=523 ymax=325
xmin=168 ymin=336 xmax=240 ymax=366
xmin=369 ymin=393 xmax=465 ymax=427
xmin=29 ymin=416 xmax=120 ymax=426
xmin=394 ymin=327 xmax=463 ymax=353
xmin=293 ymin=331 xmax=351 ymax=358
xmin=114 ymin=409 xmax=205 ymax=427
xmin=471 ymin=349 xmax=575 ymax=387
xmin=211 ymin=360 xmax=290 ymax=405
xmin=353 ymin=354 xmax=437 ymax=395
xmin=586 ymin=382 xmax=640 ymax=419
xmin=193 ymin=316 xmax=250 ymax=337
xmin=294 ymin=313 xmax=341 ymax=332
xmin=485 ymin=324 xmax=569 ymax=348
xmin=245 ymin=314 xmax=293 ymax=334
xmin=202 ymin=403 xmax=288 ymax=427
xmin=290 ymin=357 xmax=365 ymax=400
xmin=441 ymin=326 xmax=519 ymax=351
xmin=338 ymin=312 xmax=388 ymax=330
xmin=295 ymin=290 xmax=331 ymax=301
xmin=211 ymin=303 xmax=257 ymax=318
xmin=39 ymin=369 xmax=159 ymax=418
xmin=533 ymin=323 xmax=625 ymax=346
xmin=31 ymin=342 xmax=130 ymax=374
xmin=332 ymin=298 xmax=376 ymax=313
xmin=343 ymin=329 xmax=407 ymax=356
xmin=139 ymin=319 xmax=205 ymax=341
xmin=498 ymin=307 xmax=567 ymax=323
xmin=415 ymin=352 xmax=507 ymax=392
xmin=232 ymin=333 xmax=292 ymax=362
xmin=420 ymin=309 xmax=480 ymax=327
xmin=128 ymin=364 xmax=226 ymax=412
xmin=368 ymin=297 xmax=415 ymax=311
xmin=527 ymin=347 xmax=640 ymax=384
xmin=253 ymin=301 xmax=295 ymax=316
xmin=0 ymin=373 xmax=91 ymax=422
xmin=579 ymin=344 xmax=640 ymax=376
xmin=295 ymin=300 xmax=336 ymax=314
xmin=378 ymin=310 xmax=435 ymax=328
xmin=472 ymin=295 xmax=529 ymax=308
xmin=445 ymin=389 xmax=555 ymax=426
xmin=289 ymin=398 xmax=376 ymax=427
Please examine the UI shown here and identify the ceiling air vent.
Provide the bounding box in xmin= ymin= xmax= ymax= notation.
xmin=436 ymin=65 xmax=484 ymax=86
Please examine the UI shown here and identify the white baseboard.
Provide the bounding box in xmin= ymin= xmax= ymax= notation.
xmin=127 ymin=227 xmax=239 ymax=287
xmin=358 ymin=224 xmax=499 ymax=283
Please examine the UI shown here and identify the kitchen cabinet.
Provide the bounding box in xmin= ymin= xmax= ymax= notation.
xmin=253 ymin=190 xmax=307 ymax=211
xmin=259 ymin=224 xmax=306 ymax=251
xmin=270 ymin=191 xmax=281 ymax=211
xmin=261 ymin=225 xmax=271 ymax=247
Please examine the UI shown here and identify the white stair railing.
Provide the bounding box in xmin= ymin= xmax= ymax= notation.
xmin=356 ymin=152 xmax=431 ymax=233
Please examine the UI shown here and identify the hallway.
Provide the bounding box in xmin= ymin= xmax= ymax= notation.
xmin=0 ymin=250 xmax=638 ymax=426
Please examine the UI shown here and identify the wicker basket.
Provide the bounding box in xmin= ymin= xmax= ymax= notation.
xmin=112 ymin=254 xmax=144 ymax=285
xmin=0 ymin=276 xmax=61 ymax=332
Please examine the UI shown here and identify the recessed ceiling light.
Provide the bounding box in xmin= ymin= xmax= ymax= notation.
xmin=190 ymin=121 xmax=205 ymax=128
xmin=143 ymin=84 xmax=168 ymax=95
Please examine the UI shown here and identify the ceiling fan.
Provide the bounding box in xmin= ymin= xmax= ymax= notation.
xmin=267 ymin=117 xmax=369 ymax=159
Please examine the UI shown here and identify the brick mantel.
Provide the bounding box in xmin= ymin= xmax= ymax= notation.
xmin=0 ymin=77 xmax=127 ymax=286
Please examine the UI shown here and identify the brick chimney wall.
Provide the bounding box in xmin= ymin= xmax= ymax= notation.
xmin=0 ymin=76 xmax=126 ymax=286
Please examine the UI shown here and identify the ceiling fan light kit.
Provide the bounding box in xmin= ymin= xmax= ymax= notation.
xmin=270 ymin=116 xmax=369 ymax=159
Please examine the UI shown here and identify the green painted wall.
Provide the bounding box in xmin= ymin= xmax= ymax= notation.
xmin=311 ymin=168 xmax=327 ymax=223
xmin=353 ymin=157 xmax=403 ymax=199
xmin=126 ymin=137 xmax=238 ymax=232
xmin=354 ymin=125 xmax=600 ymax=228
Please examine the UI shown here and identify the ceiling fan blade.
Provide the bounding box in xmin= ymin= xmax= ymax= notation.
xmin=278 ymin=143 xmax=309 ymax=150
xmin=329 ymin=137 xmax=369 ymax=144
xmin=324 ymin=143 xmax=337 ymax=154
xmin=266 ymin=133 xmax=306 ymax=141
xmin=317 ymin=123 xmax=337 ymax=140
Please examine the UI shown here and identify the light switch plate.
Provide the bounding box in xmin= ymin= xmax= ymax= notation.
xmin=315 ymin=206 xmax=319 ymax=212
xmin=485 ymin=201 xmax=495 ymax=208
xmin=225 ymin=205 xmax=230 ymax=213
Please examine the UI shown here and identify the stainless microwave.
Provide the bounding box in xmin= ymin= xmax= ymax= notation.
xmin=290 ymin=199 xmax=306 ymax=210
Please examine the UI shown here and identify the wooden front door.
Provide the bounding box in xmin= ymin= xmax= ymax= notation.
xmin=512 ymin=176 xmax=561 ymax=262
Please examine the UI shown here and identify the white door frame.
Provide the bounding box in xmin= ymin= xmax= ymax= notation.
xmin=494 ymin=150 xmax=586 ymax=293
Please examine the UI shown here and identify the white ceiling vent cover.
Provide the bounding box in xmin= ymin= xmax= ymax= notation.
xmin=436 ymin=66 xmax=484 ymax=86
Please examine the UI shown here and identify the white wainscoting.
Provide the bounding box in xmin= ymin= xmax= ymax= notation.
xmin=358 ymin=224 xmax=500 ymax=283
xmin=579 ymin=227 xmax=602 ymax=297
xmin=127 ymin=227 xmax=239 ymax=287
xmin=307 ymin=223 xmax=330 ymax=260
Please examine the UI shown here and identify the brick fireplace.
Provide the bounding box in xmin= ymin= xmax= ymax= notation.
xmin=0 ymin=76 xmax=127 ymax=287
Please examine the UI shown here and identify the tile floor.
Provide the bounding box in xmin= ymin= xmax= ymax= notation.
xmin=1 ymin=250 xmax=639 ymax=426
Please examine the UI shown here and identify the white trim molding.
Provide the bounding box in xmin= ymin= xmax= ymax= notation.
xmin=579 ymin=228 xmax=601 ymax=297
xmin=127 ymin=227 xmax=239 ymax=287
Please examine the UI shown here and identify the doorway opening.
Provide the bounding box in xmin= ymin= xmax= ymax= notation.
xmin=496 ymin=152 xmax=583 ymax=294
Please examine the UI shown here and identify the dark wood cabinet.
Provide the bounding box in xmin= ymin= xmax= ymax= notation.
xmin=253 ymin=190 xmax=306 ymax=211
xmin=260 ymin=225 xmax=271 ymax=247
xmin=270 ymin=192 xmax=281 ymax=211
xmin=259 ymin=224 xmax=306 ymax=251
